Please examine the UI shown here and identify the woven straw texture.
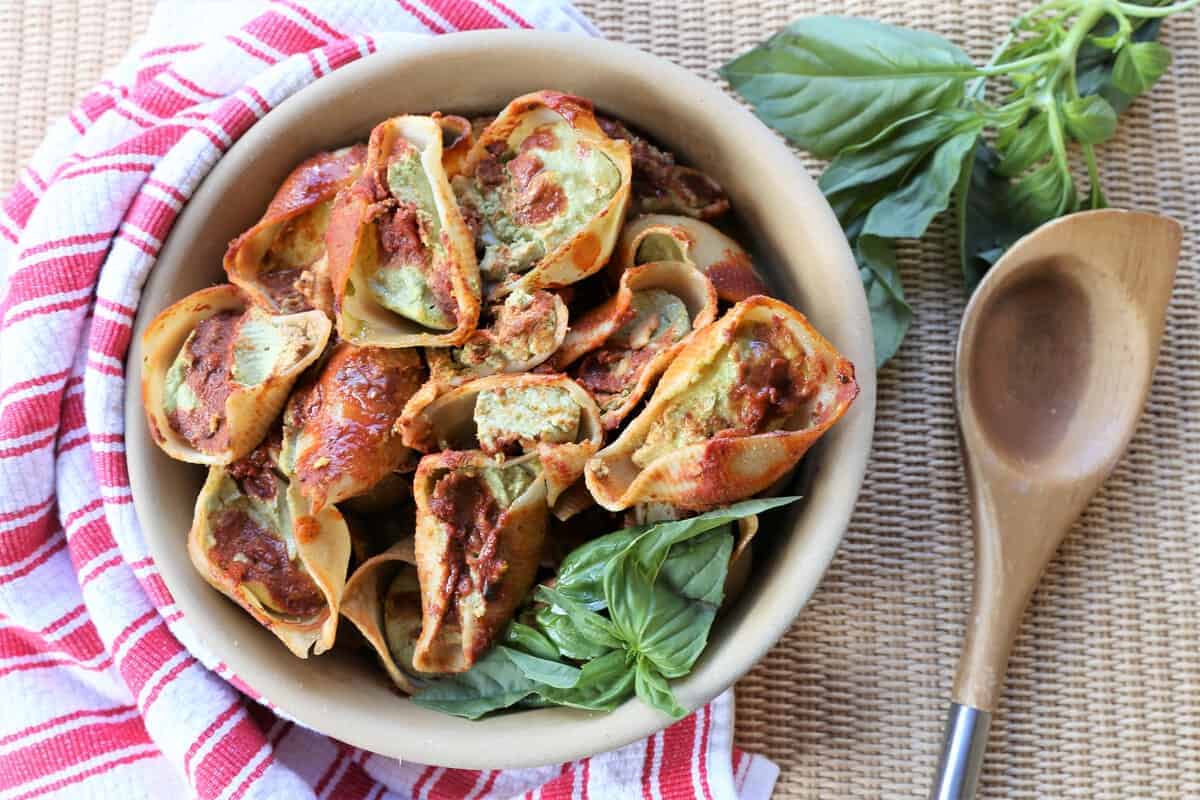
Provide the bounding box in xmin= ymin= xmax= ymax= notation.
xmin=2 ymin=1 xmax=1198 ymax=797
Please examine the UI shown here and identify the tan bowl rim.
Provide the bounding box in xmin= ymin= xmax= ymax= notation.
xmin=124 ymin=30 xmax=876 ymax=769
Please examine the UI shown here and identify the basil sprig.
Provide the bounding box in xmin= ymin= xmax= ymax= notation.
xmin=721 ymin=1 xmax=1190 ymax=366
xmin=412 ymin=496 xmax=799 ymax=720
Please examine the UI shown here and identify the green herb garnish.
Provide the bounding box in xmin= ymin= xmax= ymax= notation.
xmin=721 ymin=0 xmax=1193 ymax=365
xmin=412 ymin=496 xmax=799 ymax=719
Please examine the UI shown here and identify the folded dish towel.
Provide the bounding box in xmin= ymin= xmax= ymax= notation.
xmin=0 ymin=2 xmax=780 ymax=798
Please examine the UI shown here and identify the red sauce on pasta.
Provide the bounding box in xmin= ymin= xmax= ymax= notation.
xmin=520 ymin=125 xmax=558 ymax=153
xmin=265 ymin=144 xmax=367 ymax=218
xmin=226 ymin=438 xmax=278 ymax=501
xmin=731 ymin=321 xmax=811 ymax=431
xmin=429 ymin=471 xmax=508 ymax=605
xmin=704 ymin=252 xmax=768 ymax=303
xmin=166 ymin=310 xmax=239 ymax=452
xmin=292 ymin=346 xmax=418 ymax=503
xmin=513 ymin=176 xmax=565 ymax=225
xmin=209 ymin=510 xmax=324 ymax=618
xmin=258 ymin=267 xmax=305 ymax=310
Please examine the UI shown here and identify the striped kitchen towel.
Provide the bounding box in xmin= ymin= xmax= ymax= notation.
xmin=0 ymin=1 xmax=780 ymax=798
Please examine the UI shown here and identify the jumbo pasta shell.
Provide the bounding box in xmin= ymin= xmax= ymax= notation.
xmin=556 ymin=261 xmax=717 ymax=429
xmin=224 ymin=145 xmax=367 ymax=315
xmin=141 ymin=285 xmax=331 ymax=465
xmin=280 ymin=343 xmax=425 ymax=509
xmin=187 ymin=461 xmax=351 ymax=658
xmin=585 ymin=296 xmax=858 ymax=511
xmin=399 ymin=373 xmax=602 ymax=455
xmin=341 ymin=540 xmax=425 ymax=692
xmin=615 ymin=214 xmax=768 ymax=303
xmin=327 ymin=115 xmax=481 ymax=347
xmin=455 ymin=91 xmax=632 ymax=299
xmin=399 ymin=372 xmax=601 ymax=509
xmin=412 ymin=451 xmax=548 ymax=673
xmin=425 ymin=289 xmax=568 ymax=387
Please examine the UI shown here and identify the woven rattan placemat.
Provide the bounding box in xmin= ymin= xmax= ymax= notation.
xmin=3 ymin=2 xmax=1198 ymax=797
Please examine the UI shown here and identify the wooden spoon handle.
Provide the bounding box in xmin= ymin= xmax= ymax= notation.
xmin=951 ymin=453 xmax=1085 ymax=710
xmin=950 ymin=543 xmax=1044 ymax=711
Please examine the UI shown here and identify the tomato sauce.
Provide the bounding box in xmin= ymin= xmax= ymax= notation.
xmin=166 ymin=310 xmax=239 ymax=452
xmin=209 ymin=510 xmax=324 ymax=618
xmin=429 ymin=471 xmax=508 ymax=607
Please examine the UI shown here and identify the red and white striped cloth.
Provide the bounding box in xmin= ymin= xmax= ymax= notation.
xmin=0 ymin=2 xmax=780 ymax=797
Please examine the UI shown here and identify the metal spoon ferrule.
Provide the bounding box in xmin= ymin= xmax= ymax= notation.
xmin=929 ymin=702 xmax=991 ymax=800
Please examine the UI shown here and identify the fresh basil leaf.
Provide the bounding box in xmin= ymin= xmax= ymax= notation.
xmin=637 ymin=530 xmax=732 ymax=677
xmin=632 ymin=496 xmax=799 ymax=572
xmin=720 ymin=16 xmax=976 ymax=158
xmin=603 ymin=551 xmax=658 ymax=645
xmin=658 ymin=525 xmax=734 ymax=607
xmin=824 ymin=113 xmax=978 ymax=366
xmin=552 ymin=527 xmax=642 ymax=610
xmin=535 ymin=604 xmax=615 ymax=661
xmin=605 ymin=527 xmax=732 ymax=679
xmin=535 ymin=585 xmax=625 ymax=650
xmin=1009 ymin=161 xmax=1077 ymax=228
xmin=411 ymin=648 xmax=536 ymax=720
xmin=854 ymin=232 xmax=911 ymax=366
xmin=501 ymin=647 xmax=582 ymax=689
xmin=635 ymin=659 xmax=687 ymax=719
xmin=989 ymin=104 xmax=1031 ymax=146
xmin=1077 ymin=17 xmax=1164 ymax=113
xmin=628 ymin=586 xmax=719 ymax=679
xmin=859 ymin=125 xmax=982 ymax=240
xmin=504 ymin=622 xmax=561 ymax=661
xmin=956 ymin=141 xmax=1033 ymax=291
xmin=819 ymin=109 xmax=947 ymax=222
xmin=821 ymin=109 xmax=983 ymax=235
xmin=1112 ymin=41 xmax=1172 ymax=96
xmin=537 ymin=650 xmax=636 ymax=712
xmin=1061 ymin=95 xmax=1118 ymax=144
xmin=995 ymin=112 xmax=1051 ymax=176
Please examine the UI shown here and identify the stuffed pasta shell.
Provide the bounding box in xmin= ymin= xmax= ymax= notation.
xmin=399 ymin=373 xmax=602 ymax=508
xmin=412 ymin=451 xmax=548 ymax=673
xmin=425 ymin=289 xmax=568 ymax=387
xmin=454 ymin=91 xmax=632 ymax=298
xmin=615 ymin=214 xmax=768 ymax=303
xmin=555 ymin=261 xmax=718 ymax=429
xmin=224 ymin=145 xmax=367 ymax=315
xmin=341 ymin=540 xmax=426 ymax=692
xmin=585 ymin=295 xmax=858 ymax=511
xmin=280 ymin=343 xmax=424 ymax=509
xmin=327 ymin=115 xmax=481 ymax=347
xmin=142 ymin=285 xmax=331 ymax=465
xmin=188 ymin=451 xmax=351 ymax=658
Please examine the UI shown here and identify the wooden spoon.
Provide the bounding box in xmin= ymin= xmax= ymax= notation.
xmin=929 ymin=209 xmax=1181 ymax=799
